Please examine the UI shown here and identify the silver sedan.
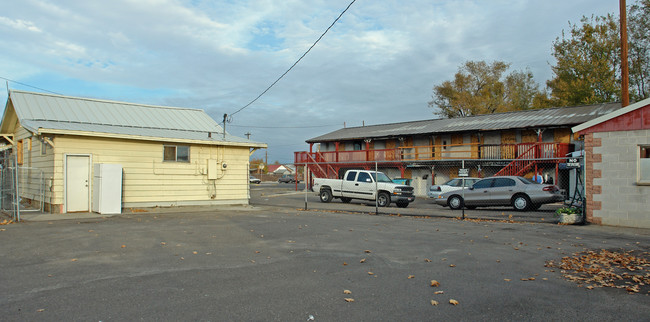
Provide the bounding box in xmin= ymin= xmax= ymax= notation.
xmin=434 ymin=176 xmax=565 ymax=211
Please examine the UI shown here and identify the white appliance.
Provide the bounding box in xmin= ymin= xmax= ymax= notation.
xmin=92 ymin=163 xmax=123 ymax=214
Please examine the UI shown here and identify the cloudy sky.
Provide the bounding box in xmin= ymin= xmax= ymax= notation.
xmin=0 ymin=0 xmax=620 ymax=163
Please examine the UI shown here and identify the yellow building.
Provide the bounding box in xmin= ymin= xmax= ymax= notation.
xmin=0 ymin=90 xmax=266 ymax=213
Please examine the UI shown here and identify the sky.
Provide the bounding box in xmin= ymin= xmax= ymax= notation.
xmin=0 ymin=0 xmax=621 ymax=164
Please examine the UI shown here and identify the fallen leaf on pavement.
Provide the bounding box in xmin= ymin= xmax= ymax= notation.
xmin=431 ymin=300 xmax=439 ymax=306
xmin=360 ymin=258 xmax=366 ymax=263
xmin=449 ymin=299 xmax=459 ymax=305
xmin=344 ymin=290 xmax=352 ymax=294
xmin=364 ymin=250 xmax=372 ymax=253
xmin=408 ymin=275 xmax=415 ymax=279
xmin=434 ymin=291 xmax=444 ymax=294
xmin=344 ymin=298 xmax=355 ymax=302
xmin=430 ymin=280 xmax=440 ymax=287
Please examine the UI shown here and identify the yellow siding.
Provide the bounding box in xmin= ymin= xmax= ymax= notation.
xmin=48 ymin=135 xmax=251 ymax=208
xmin=13 ymin=125 xmax=55 ymax=208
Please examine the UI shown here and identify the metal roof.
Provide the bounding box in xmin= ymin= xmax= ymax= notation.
xmin=307 ymin=102 xmax=621 ymax=143
xmin=5 ymin=90 xmax=265 ymax=147
xmin=573 ymin=97 xmax=650 ymax=134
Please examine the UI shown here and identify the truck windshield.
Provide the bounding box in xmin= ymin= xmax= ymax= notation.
xmin=370 ymin=172 xmax=392 ymax=183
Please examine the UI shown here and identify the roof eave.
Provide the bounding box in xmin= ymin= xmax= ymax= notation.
xmin=37 ymin=128 xmax=267 ymax=148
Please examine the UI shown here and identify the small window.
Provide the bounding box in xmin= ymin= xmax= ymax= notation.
xmin=345 ymin=171 xmax=357 ymax=181
xmin=41 ymin=140 xmax=47 ymax=155
xmin=446 ymin=179 xmax=460 ymax=187
xmin=163 ymin=145 xmax=190 ymax=162
xmin=357 ymin=172 xmax=372 ymax=183
xmin=472 ymin=179 xmax=493 ymax=189
xmin=639 ymin=146 xmax=650 ymax=184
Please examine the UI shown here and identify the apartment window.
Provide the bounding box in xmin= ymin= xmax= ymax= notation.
xmin=163 ymin=145 xmax=190 ymax=162
xmin=639 ymin=145 xmax=650 ymax=184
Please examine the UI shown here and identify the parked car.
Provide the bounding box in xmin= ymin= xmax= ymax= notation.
xmin=278 ymin=174 xmax=299 ymax=183
xmin=392 ymin=178 xmax=411 ymax=185
xmin=249 ymin=176 xmax=261 ymax=184
xmin=314 ymin=170 xmax=415 ymax=208
xmin=433 ymin=176 xmax=564 ymax=211
xmin=427 ymin=177 xmax=480 ymax=199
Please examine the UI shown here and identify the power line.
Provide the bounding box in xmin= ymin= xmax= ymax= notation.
xmin=229 ymin=0 xmax=357 ymax=118
xmin=0 ymin=76 xmax=62 ymax=95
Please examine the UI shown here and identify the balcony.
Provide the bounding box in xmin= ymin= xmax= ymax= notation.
xmin=295 ymin=142 xmax=572 ymax=165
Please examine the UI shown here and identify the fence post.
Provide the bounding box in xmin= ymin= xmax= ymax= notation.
xmin=14 ymin=153 xmax=20 ymax=222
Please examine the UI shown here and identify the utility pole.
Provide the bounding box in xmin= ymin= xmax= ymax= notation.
xmin=222 ymin=114 xmax=227 ymax=139
xmin=265 ymin=149 xmax=268 ymax=170
xmin=245 ymin=132 xmax=251 ymax=140
xmin=620 ymin=0 xmax=629 ymax=107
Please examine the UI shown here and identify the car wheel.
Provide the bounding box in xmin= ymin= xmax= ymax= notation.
xmin=341 ymin=197 xmax=352 ymax=203
xmin=396 ymin=201 xmax=409 ymax=208
xmin=319 ymin=189 xmax=333 ymax=203
xmin=512 ymin=194 xmax=531 ymax=211
xmin=448 ymin=195 xmax=463 ymax=210
xmin=377 ymin=192 xmax=390 ymax=207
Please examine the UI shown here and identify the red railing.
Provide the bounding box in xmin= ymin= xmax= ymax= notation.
xmin=494 ymin=143 xmax=573 ymax=176
xmin=296 ymin=142 xmax=572 ymax=165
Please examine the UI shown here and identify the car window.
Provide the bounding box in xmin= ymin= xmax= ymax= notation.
xmin=493 ymin=178 xmax=516 ymax=187
xmin=345 ymin=171 xmax=357 ymax=181
xmin=446 ymin=179 xmax=460 ymax=187
xmin=357 ymin=172 xmax=372 ymax=183
xmin=517 ymin=177 xmax=537 ymax=184
xmin=472 ymin=179 xmax=493 ymax=189
xmin=462 ymin=179 xmax=478 ymax=187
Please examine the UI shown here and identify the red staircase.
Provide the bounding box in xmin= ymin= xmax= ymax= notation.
xmin=302 ymin=152 xmax=338 ymax=179
xmin=494 ymin=144 xmax=539 ymax=177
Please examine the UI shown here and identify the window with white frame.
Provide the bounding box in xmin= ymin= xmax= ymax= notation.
xmin=639 ymin=145 xmax=650 ymax=184
xmin=163 ymin=145 xmax=190 ymax=162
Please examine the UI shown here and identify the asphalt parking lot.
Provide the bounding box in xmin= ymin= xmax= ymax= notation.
xmin=0 ymin=182 xmax=648 ymax=321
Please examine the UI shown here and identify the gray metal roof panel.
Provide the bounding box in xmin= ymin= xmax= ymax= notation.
xmin=9 ymin=90 xmax=264 ymax=146
xmin=21 ymin=120 xmax=257 ymax=144
xmin=306 ymin=103 xmax=621 ymax=143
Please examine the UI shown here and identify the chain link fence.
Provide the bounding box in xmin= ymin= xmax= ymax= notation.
xmin=0 ymin=150 xmax=46 ymax=221
xmin=299 ymin=157 xmax=584 ymax=205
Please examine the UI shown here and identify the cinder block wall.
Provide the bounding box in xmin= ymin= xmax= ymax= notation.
xmin=588 ymin=129 xmax=650 ymax=228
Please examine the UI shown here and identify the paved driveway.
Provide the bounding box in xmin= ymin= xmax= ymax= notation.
xmin=1 ymin=190 xmax=648 ymax=320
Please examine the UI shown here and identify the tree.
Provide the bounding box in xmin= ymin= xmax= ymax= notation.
xmin=547 ymin=15 xmax=620 ymax=106
xmin=547 ymin=0 xmax=650 ymax=105
xmin=629 ymin=0 xmax=650 ymax=100
xmin=428 ymin=61 xmax=548 ymax=118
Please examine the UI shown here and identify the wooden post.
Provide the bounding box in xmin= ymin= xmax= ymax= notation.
xmin=620 ymin=0 xmax=629 ymax=107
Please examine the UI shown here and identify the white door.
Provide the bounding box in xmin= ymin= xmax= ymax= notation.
xmin=66 ymin=155 xmax=90 ymax=212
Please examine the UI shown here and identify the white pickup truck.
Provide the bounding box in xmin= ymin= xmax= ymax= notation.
xmin=313 ymin=170 xmax=415 ymax=208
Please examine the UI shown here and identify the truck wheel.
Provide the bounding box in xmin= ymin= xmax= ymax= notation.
xmin=320 ymin=189 xmax=333 ymax=203
xmin=396 ymin=201 xmax=409 ymax=208
xmin=377 ymin=192 xmax=390 ymax=207
xmin=341 ymin=197 xmax=352 ymax=203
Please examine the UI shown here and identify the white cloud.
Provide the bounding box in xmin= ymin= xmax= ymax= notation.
xmin=0 ymin=0 xmax=621 ymax=162
xmin=0 ymin=17 xmax=42 ymax=32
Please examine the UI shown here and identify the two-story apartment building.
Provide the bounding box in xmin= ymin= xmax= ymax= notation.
xmin=295 ymin=103 xmax=620 ymax=196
